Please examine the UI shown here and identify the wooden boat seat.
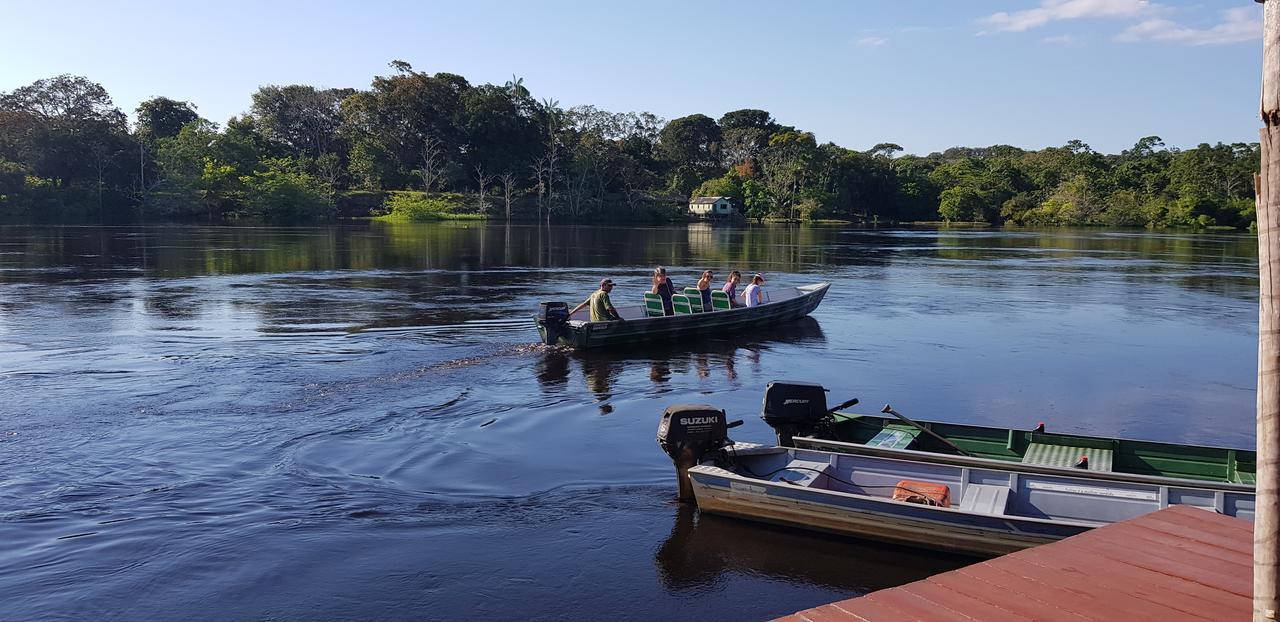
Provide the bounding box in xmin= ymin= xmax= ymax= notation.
xmin=771 ymin=459 xmax=833 ymax=488
xmin=642 ymin=293 xmax=666 ymax=317
xmin=959 ymin=484 xmax=1010 ymax=515
xmin=1022 ymin=442 xmax=1114 ymax=472
xmin=864 ymin=424 xmax=921 ymax=450
xmin=711 ymin=290 xmax=731 ymax=311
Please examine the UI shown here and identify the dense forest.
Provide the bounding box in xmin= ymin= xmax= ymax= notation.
xmin=0 ymin=62 xmax=1262 ymax=228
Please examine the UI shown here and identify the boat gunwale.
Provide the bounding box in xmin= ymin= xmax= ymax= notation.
xmin=794 ymin=435 xmax=1257 ymax=492
xmin=687 ymin=462 xmax=1108 ymax=531
xmin=824 ymin=410 xmax=1258 ymax=457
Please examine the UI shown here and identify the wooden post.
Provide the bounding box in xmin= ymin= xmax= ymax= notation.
xmin=1260 ymin=1 xmax=1280 ymax=619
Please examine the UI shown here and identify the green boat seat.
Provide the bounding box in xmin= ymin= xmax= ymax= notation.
xmin=682 ymin=288 xmax=705 ymax=313
xmin=671 ymin=294 xmax=694 ymax=315
xmin=1022 ymin=442 xmax=1114 ymax=472
xmin=711 ymin=290 xmax=731 ymax=310
xmin=864 ymin=424 xmax=921 ymax=450
xmin=643 ymin=292 xmax=666 ymax=317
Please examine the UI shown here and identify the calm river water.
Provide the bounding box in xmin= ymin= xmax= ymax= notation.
xmin=0 ymin=222 xmax=1260 ymax=620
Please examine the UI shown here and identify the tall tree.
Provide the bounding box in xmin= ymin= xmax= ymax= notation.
xmin=136 ymin=97 xmax=199 ymax=141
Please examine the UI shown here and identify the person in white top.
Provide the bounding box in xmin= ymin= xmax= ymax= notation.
xmin=742 ymin=273 xmax=765 ymax=307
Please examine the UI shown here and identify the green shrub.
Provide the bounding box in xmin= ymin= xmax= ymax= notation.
xmin=384 ymin=193 xmax=455 ymax=220
xmin=380 ymin=192 xmax=487 ymax=221
xmin=240 ymin=158 xmax=335 ymax=222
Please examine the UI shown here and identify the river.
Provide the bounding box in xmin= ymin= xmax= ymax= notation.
xmin=0 ymin=222 xmax=1259 ymax=620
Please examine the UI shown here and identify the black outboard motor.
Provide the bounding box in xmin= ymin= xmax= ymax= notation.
xmin=657 ymin=404 xmax=740 ymax=502
xmin=537 ymin=301 xmax=570 ymax=345
xmin=761 ymin=381 xmax=829 ymax=447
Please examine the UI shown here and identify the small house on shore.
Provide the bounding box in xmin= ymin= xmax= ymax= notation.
xmin=689 ymin=196 xmax=735 ymax=219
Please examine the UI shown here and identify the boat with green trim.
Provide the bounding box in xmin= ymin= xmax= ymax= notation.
xmin=535 ymin=283 xmax=829 ymax=349
xmin=757 ymin=381 xmax=1255 ymax=491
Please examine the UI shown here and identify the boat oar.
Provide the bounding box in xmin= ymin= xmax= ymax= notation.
xmin=881 ymin=404 xmax=972 ymax=457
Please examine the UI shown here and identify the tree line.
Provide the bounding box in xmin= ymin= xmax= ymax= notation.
xmin=0 ymin=62 xmax=1261 ymax=228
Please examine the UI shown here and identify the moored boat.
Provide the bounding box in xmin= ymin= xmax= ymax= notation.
xmin=754 ymin=381 xmax=1256 ymax=491
xmin=655 ymin=404 xmax=1255 ymax=557
xmin=535 ymin=282 xmax=829 ymax=349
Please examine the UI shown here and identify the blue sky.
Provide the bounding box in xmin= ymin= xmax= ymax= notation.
xmin=0 ymin=0 xmax=1265 ymax=155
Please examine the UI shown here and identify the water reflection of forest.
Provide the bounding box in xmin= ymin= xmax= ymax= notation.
xmin=535 ymin=317 xmax=826 ymax=408
xmin=0 ymin=224 xmax=1259 ymax=304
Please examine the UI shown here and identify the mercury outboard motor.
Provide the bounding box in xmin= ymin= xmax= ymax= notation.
xmin=657 ymin=404 xmax=742 ymax=502
xmin=537 ymin=301 xmax=570 ymax=345
xmin=761 ymin=380 xmax=859 ymax=446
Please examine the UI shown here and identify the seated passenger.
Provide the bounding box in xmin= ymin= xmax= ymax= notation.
xmin=696 ymin=270 xmax=714 ymax=311
xmin=570 ymin=278 xmax=624 ymax=322
xmin=743 ymin=274 xmax=765 ymax=307
xmin=721 ymin=271 xmax=742 ymax=308
xmin=651 ymin=266 xmax=676 ymax=316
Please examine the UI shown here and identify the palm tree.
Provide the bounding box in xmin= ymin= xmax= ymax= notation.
xmin=504 ymin=75 xmax=530 ymax=99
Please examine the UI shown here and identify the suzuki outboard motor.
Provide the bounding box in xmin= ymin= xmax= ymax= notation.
xmin=657 ymin=404 xmax=740 ymax=502
xmin=761 ymin=381 xmax=830 ymax=447
xmin=537 ymin=301 xmax=570 ymax=345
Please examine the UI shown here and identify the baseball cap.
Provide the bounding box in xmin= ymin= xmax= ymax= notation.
xmin=600 ymin=278 xmax=615 ymax=287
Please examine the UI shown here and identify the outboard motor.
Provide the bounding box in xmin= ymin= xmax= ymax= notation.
xmin=761 ymin=381 xmax=829 ymax=447
xmin=537 ymin=301 xmax=570 ymax=345
xmin=760 ymin=381 xmax=859 ymax=447
xmin=657 ymin=404 xmax=741 ymax=502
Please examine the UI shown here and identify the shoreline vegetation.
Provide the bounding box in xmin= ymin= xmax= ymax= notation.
xmin=0 ymin=62 xmax=1261 ymax=230
xmin=372 ymin=192 xmax=488 ymax=222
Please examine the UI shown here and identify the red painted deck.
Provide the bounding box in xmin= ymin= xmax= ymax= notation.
xmin=777 ymin=505 xmax=1252 ymax=621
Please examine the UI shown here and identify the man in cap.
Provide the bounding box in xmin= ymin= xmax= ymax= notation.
xmin=570 ymin=278 xmax=625 ymax=322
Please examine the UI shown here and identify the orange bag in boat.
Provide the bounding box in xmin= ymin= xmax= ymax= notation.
xmin=892 ymin=480 xmax=951 ymax=508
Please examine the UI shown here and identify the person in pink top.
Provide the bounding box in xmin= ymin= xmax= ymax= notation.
xmin=721 ymin=270 xmax=742 ymax=307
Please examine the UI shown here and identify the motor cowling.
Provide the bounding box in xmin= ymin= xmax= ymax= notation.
xmin=537 ymin=301 xmax=569 ymax=345
xmin=761 ymin=380 xmax=829 ymax=447
xmin=658 ymin=404 xmax=735 ymax=502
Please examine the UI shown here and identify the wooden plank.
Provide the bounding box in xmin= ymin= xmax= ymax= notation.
xmin=1121 ymin=521 xmax=1254 ymax=567
xmin=862 ymin=588 xmax=980 ymax=621
xmin=953 ymin=562 xmax=1089 ymax=618
xmin=776 ymin=508 xmax=1254 ymax=621
xmin=1140 ymin=511 xmax=1255 ymax=555
xmin=928 ymin=568 xmax=1089 ymax=622
xmin=1020 ymin=533 xmax=1251 ymax=617
xmin=909 ymin=578 xmax=1039 ymax=621
xmin=989 ymin=555 xmax=1198 ymax=620
xmin=1074 ymin=524 xmax=1251 ymax=596
xmin=1157 ymin=504 xmax=1255 ymax=536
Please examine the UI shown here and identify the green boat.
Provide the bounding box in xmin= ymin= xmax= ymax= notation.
xmin=758 ymin=381 xmax=1255 ymax=491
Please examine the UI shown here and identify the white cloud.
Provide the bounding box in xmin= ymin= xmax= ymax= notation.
xmin=856 ymin=37 xmax=889 ymax=48
xmin=1117 ymin=7 xmax=1260 ymax=46
xmin=1042 ymin=35 xmax=1075 ymax=45
xmin=981 ymin=0 xmax=1153 ymax=33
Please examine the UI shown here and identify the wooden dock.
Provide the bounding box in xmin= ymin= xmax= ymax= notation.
xmin=777 ymin=505 xmax=1251 ymax=621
